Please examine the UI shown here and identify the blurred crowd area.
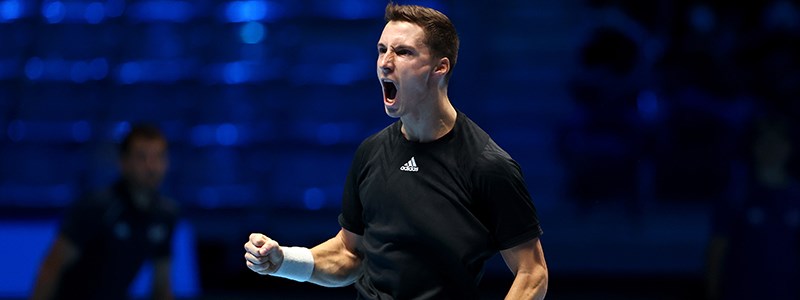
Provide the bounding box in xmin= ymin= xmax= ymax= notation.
xmin=1 ymin=0 xmax=799 ymax=299
xmin=564 ymin=0 xmax=800 ymax=209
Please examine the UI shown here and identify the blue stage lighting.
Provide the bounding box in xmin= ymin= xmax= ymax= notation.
xmin=7 ymin=120 xmax=25 ymax=142
xmin=118 ymin=62 xmax=142 ymax=84
xmin=0 ymin=0 xmax=22 ymax=22
xmin=223 ymin=61 xmax=248 ymax=84
xmin=190 ymin=125 xmax=214 ymax=147
xmin=225 ymin=0 xmax=269 ymax=22
xmin=71 ymin=121 xmax=91 ymax=142
xmin=303 ymin=187 xmax=325 ymax=210
xmin=69 ymin=61 xmax=89 ymax=83
xmin=105 ymin=0 xmax=124 ymax=17
xmin=0 ymin=59 xmax=16 ymax=79
xmin=42 ymin=1 xmax=65 ymax=23
xmin=317 ymin=123 xmax=341 ymax=145
xmin=215 ymin=123 xmax=238 ymax=146
xmin=24 ymin=57 xmax=43 ymax=80
xmin=637 ymin=90 xmax=659 ymax=121
xmin=84 ymin=1 xmax=104 ymax=24
xmin=112 ymin=121 xmax=131 ymax=142
xmin=89 ymin=58 xmax=108 ymax=80
xmin=240 ymin=21 xmax=265 ymax=44
xmin=128 ymin=0 xmax=192 ymax=22
xmin=330 ymin=63 xmax=359 ymax=85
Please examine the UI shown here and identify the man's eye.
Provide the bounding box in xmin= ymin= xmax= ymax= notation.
xmin=378 ymin=47 xmax=387 ymax=54
xmin=396 ymin=50 xmax=410 ymax=55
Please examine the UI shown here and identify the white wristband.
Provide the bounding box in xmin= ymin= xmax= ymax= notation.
xmin=272 ymin=246 xmax=314 ymax=282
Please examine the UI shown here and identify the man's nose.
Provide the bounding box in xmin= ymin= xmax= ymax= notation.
xmin=379 ymin=53 xmax=393 ymax=74
xmin=144 ymin=156 xmax=162 ymax=170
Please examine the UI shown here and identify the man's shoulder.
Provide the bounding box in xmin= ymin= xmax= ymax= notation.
xmin=456 ymin=114 xmax=518 ymax=172
xmin=457 ymin=113 xmax=506 ymax=156
xmin=358 ymin=121 xmax=399 ymax=150
xmin=73 ymin=186 xmax=119 ymax=210
xmin=59 ymin=186 xmax=121 ymax=236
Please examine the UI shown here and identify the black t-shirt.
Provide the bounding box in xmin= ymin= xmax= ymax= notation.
xmin=55 ymin=180 xmax=178 ymax=300
xmin=339 ymin=111 xmax=543 ymax=299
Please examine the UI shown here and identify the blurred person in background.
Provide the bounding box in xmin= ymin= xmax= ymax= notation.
xmin=707 ymin=113 xmax=799 ymax=299
xmin=243 ymin=3 xmax=547 ymax=299
xmin=31 ymin=125 xmax=178 ymax=300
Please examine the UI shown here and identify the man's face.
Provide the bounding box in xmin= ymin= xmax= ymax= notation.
xmin=120 ymin=138 xmax=168 ymax=191
xmin=377 ymin=21 xmax=438 ymax=118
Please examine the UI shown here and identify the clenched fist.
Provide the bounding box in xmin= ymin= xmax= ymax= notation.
xmin=244 ymin=233 xmax=284 ymax=275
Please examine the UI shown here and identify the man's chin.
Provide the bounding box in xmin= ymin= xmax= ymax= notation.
xmin=129 ymin=179 xmax=162 ymax=192
xmin=384 ymin=106 xmax=401 ymax=118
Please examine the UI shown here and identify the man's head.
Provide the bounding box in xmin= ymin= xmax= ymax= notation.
xmin=384 ymin=3 xmax=459 ymax=82
xmin=119 ymin=125 xmax=169 ymax=191
xmin=377 ymin=3 xmax=459 ymax=118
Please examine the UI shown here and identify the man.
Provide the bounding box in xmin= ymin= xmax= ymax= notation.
xmin=245 ymin=3 xmax=548 ymax=299
xmin=32 ymin=125 xmax=178 ymax=300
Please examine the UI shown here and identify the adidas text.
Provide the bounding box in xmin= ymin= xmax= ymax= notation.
xmin=400 ymin=157 xmax=419 ymax=172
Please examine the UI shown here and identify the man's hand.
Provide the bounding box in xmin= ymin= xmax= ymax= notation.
xmin=244 ymin=233 xmax=284 ymax=275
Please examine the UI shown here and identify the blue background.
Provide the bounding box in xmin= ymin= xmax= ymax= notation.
xmin=1 ymin=0 xmax=799 ymax=299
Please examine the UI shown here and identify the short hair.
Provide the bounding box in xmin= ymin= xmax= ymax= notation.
xmin=119 ymin=124 xmax=167 ymax=156
xmin=385 ymin=2 xmax=459 ymax=82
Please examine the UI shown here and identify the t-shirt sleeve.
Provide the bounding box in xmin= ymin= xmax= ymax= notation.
xmin=59 ymin=195 xmax=105 ymax=249
xmin=339 ymin=144 xmax=367 ymax=235
xmin=473 ymin=152 xmax=543 ymax=250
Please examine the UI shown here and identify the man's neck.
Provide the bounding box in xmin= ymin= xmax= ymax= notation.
xmin=400 ymin=94 xmax=457 ymax=143
xmin=123 ymin=180 xmax=157 ymax=210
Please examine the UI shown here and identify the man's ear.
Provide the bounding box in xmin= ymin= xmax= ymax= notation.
xmin=434 ymin=57 xmax=450 ymax=77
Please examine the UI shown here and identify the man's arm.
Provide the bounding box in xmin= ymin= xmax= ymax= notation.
xmin=500 ymin=237 xmax=548 ymax=300
xmin=309 ymin=228 xmax=363 ymax=287
xmin=152 ymin=257 xmax=174 ymax=300
xmin=244 ymin=228 xmax=363 ymax=287
xmin=31 ymin=234 xmax=80 ymax=300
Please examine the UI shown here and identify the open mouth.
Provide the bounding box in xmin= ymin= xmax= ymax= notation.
xmin=382 ymin=79 xmax=397 ymax=100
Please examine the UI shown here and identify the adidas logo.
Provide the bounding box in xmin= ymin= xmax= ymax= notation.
xmin=400 ymin=157 xmax=419 ymax=172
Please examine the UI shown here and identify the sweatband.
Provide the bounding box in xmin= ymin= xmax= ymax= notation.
xmin=271 ymin=246 xmax=314 ymax=282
